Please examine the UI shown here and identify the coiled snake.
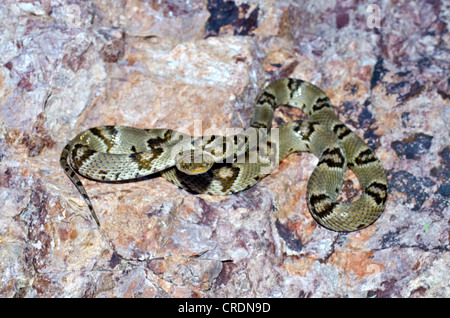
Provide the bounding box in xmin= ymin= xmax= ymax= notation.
xmin=60 ymin=78 xmax=388 ymax=231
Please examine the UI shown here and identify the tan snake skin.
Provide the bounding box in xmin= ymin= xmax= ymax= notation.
xmin=60 ymin=78 xmax=388 ymax=231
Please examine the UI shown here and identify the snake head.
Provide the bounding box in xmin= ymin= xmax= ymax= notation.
xmin=175 ymin=151 xmax=215 ymax=175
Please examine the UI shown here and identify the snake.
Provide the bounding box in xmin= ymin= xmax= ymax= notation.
xmin=60 ymin=78 xmax=388 ymax=231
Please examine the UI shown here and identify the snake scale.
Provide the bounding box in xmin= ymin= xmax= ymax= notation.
xmin=61 ymin=78 xmax=388 ymax=231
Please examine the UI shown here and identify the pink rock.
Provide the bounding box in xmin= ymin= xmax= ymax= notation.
xmin=0 ymin=0 xmax=448 ymax=298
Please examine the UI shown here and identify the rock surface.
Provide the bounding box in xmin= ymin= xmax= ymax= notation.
xmin=0 ymin=0 xmax=448 ymax=297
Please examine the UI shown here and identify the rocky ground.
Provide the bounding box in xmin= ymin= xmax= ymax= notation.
xmin=0 ymin=0 xmax=448 ymax=297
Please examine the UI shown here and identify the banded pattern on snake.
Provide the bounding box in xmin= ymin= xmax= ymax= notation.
xmin=60 ymin=78 xmax=388 ymax=231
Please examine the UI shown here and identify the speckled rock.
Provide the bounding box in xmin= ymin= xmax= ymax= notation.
xmin=0 ymin=0 xmax=448 ymax=298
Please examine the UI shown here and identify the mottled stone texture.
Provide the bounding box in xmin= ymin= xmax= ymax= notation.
xmin=0 ymin=0 xmax=448 ymax=298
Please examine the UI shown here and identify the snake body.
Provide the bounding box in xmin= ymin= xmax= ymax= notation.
xmin=60 ymin=78 xmax=388 ymax=231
